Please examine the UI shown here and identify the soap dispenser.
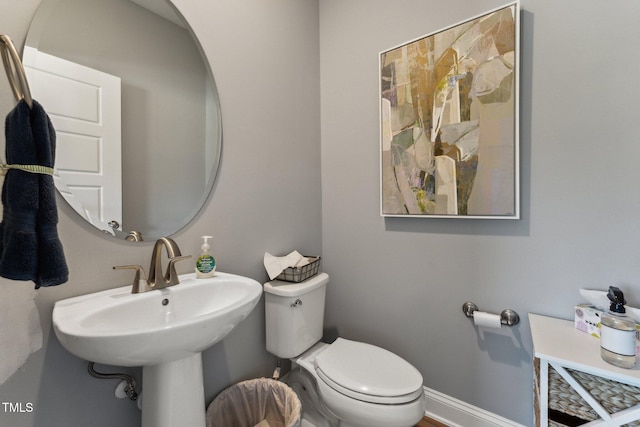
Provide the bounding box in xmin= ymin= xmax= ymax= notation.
xmin=600 ymin=286 xmax=636 ymax=369
xmin=195 ymin=236 xmax=216 ymax=279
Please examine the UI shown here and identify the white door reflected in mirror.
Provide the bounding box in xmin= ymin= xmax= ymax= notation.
xmin=24 ymin=46 xmax=123 ymax=232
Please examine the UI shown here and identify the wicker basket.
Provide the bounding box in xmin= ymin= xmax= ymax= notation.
xmin=548 ymin=365 xmax=640 ymax=426
xmin=275 ymin=256 xmax=320 ymax=283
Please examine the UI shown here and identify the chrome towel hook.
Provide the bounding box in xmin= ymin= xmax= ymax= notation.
xmin=462 ymin=302 xmax=520 ymax=327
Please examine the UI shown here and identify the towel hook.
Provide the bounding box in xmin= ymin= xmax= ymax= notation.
xmin=0 ymin=35 xmax=33 ymax=108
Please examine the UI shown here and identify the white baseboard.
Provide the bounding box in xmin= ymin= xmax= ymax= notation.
xmin=423 ymin=387 xmax=525 ymax=427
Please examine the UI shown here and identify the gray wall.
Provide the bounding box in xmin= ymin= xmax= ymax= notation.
xmin=0 ymin=0 xmax=320 ymax=426
xmin=320 ymin=0 xmax=640 ymax=424
xmin=2 ymin=0 xmax=640 ymax=426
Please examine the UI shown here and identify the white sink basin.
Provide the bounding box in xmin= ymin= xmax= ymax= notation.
xmin=52 ymin=272 xmax=262 ymax=366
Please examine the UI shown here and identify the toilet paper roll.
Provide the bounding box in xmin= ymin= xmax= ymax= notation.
xmin=473 ymin=311 xmax=502 ymax=329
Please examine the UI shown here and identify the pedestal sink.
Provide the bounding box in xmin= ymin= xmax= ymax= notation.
xmin=52 ymin=272 xmax=262 ymax=427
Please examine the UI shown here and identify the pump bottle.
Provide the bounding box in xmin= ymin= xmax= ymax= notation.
xmin=600 ymin=286 xmax=636 ymax=369
xmin=195 ymin=236 xmax=216 ymax=279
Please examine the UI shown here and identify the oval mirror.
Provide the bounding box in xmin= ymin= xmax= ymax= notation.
xmin=23 ymin=0 xmax=221 ymax=242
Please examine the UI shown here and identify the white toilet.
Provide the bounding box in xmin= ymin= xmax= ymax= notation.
xmin=264 ymin=273 xmax=426 ymax=427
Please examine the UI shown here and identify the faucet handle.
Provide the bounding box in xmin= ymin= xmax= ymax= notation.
xmin=165 ymin=255 xmax=192 ymax=286
xmin=113 ymin=265 xmax=148 ymax=293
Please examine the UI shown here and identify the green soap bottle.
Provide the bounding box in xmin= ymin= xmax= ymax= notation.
xmin=195 ymin=236 xmax=216 ymax=279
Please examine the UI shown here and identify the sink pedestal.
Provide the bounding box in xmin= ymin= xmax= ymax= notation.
xmin=141 ymin=353 xmax=206 ymax=427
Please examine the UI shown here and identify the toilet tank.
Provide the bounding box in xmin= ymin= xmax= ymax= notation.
xmin=263 ymin=273 xmax=329 ymax=359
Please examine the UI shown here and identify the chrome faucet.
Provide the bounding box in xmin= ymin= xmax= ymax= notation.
xmin=113 ymin=237 xmax=192 ymax=293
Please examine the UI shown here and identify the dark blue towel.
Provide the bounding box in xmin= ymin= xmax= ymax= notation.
xmin=0 ymin=99 xmax=68 ymax=288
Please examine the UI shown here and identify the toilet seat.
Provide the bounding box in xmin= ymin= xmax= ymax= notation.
xmin=314 ymin=338 xmax=423 ymax=405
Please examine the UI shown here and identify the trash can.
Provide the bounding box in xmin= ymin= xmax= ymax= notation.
xmin=206 ymin=378 xmax=302 ymax=427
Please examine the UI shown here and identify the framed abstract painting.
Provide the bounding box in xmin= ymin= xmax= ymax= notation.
xmin=380 ymin=2 xmax=520 ymax=219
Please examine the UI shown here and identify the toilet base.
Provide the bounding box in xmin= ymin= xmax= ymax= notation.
xmin=285 ymin=368 xmax=339 ymax=427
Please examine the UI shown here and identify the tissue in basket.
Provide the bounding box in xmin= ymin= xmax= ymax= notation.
xmin=276 ymin=256 xmax=321 ymax=282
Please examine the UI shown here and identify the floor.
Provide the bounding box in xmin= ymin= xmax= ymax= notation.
xmin=416 ymin=416 xmax=449 ymax=427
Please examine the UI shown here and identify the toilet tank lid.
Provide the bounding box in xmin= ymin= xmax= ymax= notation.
xmin=263 ymin=272 xmax=329 ymax=297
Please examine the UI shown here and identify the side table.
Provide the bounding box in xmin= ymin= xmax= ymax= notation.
xmin=529 ymin=313 xmax=640 ymax=426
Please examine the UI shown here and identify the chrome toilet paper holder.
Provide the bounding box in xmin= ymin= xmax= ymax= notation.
xmin=462 ymin=302 xmax=520 ymax=327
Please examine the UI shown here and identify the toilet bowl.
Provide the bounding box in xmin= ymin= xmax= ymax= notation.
xmin=293 ymin=339 xmax=425 ymax=427
xmin=264 ymin=273 xmax=426 ymax=427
